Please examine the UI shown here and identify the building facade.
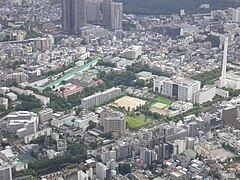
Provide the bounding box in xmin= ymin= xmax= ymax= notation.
xmin=81 ymin=87 xmax=121 ymax=109
xmin=1 ymin=111 xmax=39 ymax=138
xmin=111 ymin=2 xmax=123 ymax=30
xmin=100 ymin=108 xmax=126 ymax=137
xmin=62 ymin=0 xmax=86 ymax=34
xmin=153 ymin=76 xmax=201 ymax=102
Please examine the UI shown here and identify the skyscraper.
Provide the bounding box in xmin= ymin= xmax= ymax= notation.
xmin=86 ymin=0 xmax=101 ymax=23
xmin=111 ymin=2 xmax=123 ymax=30
xmin=102 ymin=0 xmax=112 ymax=27
xmin=62 ymin=0 xmax=86 ymax=34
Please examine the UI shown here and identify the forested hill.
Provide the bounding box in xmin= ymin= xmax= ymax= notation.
xmin=120 ymin=0 xmax=240 ymax=15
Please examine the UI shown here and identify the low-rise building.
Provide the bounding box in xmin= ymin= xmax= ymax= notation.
xmin=24 ymin=128 xmax=52 ymax=144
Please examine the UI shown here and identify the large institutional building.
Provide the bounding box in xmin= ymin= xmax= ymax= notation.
xmin=100 ymin=108 xmax=126 ymax=137
xmin=62 ymin=0 xmax=86 ymax=34
xmin=81 ymin=87 xmax=121 ymax=109
xmin=153 ymin=76 xmax=201 ymax=102
xmin=0 ymin=111 xmax=39 ymax=138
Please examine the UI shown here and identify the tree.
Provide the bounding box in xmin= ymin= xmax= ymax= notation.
xmin=67 ymin=143 xmax=85 ymax=156
xmin=87 ymin=121 xmax=97 ymax=130
xmin=89 ymin=141 xmax=98 ymax=149
xmin=119 ymin=163 xmax=131 ymax=175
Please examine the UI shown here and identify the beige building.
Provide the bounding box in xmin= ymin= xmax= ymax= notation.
xmin=100 ymin=108 xmax=126 ymax=137
xmin=39 ymin=108 xmax=53 ymax=123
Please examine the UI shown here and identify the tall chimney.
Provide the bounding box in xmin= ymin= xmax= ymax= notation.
xmin=219 ymin=36 xmax=228 ymax=88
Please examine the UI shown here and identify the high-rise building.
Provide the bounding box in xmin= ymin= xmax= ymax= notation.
xmin=102 ymin=0 xmax=112 ymax=27
xmin=96 ymin=162 xmax=110 ymax=180
xmin=111 ymin=2 xmax=123 ymax=30
xmin=86 ymin=0 xmax=100 ymax=23
xmin=232 ymin=8 xmax=240 ymax=22
xmin=188 ymin=121 xmax=198 ymax=137
xmin=100 ymin=108 xmax=126 ymax=137
xmin=62 ymin=0 xmax=86 ymax=34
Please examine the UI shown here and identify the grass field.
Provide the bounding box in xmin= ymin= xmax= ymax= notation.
xmin=114 ymin=96 xmax=147 ymax=111
xmin=126 ymin=115 xmax=152 ymax=130
xmin=153 ymin=97 xmax=173 ymax=105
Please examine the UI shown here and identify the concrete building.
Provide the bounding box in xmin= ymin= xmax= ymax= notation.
xmin=193 ymin=85 xmax=216 ymax=105
xmin=96 ymin=162 xmax=110 ymax=180
xmin=102 ymin=0 xmax=112 ymax=27
xmin=100 ymin=108 xmax=125 ymax=137
xmin=74 ymin=111 xmax=98 ymax=130
xmin=86 ymin=0 xmax=100 ymax=23
xmin=57 ymin=139 xmax=67 ymax=152
xmin=0 ymin=87 xmax=10 ymax=96
xmin=120 ymin=45 xmax=142 ymax=60
xmin=111 ymin=2 xmax=123 ymax=30
xmin=232 ymin=8 xmax=240 ymax=23
xmin=221 ymin=106 xmax=238 ymax=126
xmin=188 ymin=121 xmax=198 ymax=137
xmin=5 ymin=72 xmax=28 ymax=86
xmin=1 ymin=111 xmax=39 ymax=138
xmin=32 ymin=37 xmax=52 ymax=51
xmin=24 ymin=128 xmax=52 ymax=144
xmin=140 ymin=147 xmax=157 ymax=166
xmin=0 ymin=164 xmax=12 ymax=180
xmin=78 ymin=170 xmax=88 ymax=180
xmin=0 ymin=97 xmax=8 ymax=110
xmin=81 ymin=87 xmax=121 ymax=109
xmin=6 ymin=92 xmax=17 ymax=101
xmin=153 ymin=76 xmax=201 ymax=102
xmin=115 ymin=141 xmax=132 ymax=160
xmin=39 ymin=108 xmax=53 ymax=123
xmin=62 ymin=0 xmax=86 ymax=34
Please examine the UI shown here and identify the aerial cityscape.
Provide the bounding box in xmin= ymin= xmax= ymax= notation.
xmin=1 ymin=0 xmax=240 ymax=179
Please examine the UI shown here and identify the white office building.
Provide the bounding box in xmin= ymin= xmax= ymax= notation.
xmin=153 ymin=76 xmax=201 ymax=102
xmin=1 ymin=111 xmax=39 ymax=138
xmin=78 ymin=170 xmax=88 ymax=180
xmin=120 ymin=45 xmax=142 ymax=60
xmin=74 ymin=111 xmax=98 ymax=130
xmin=81 ymin=87 xmax=121 ymax=109
xmin=193 ymin=85 xmax=216 ymax=105
xmin=24 ymin=128 xmax=52 ymax=144
xmin=96 ymin=162 xmax=110 ymax=180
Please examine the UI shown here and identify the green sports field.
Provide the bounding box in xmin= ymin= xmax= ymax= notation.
xmin=153 ymin=97 xmax=173 ymax=105
xmin=126 ymin=115 xmax=152 ymax=130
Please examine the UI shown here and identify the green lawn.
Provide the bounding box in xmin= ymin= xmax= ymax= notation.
xmin=153 ymin=97 xmax=173 ymax=105
xmin=126 ymin=115 xmax=152 ymax=130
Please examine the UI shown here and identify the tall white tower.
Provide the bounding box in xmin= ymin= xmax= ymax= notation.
xmin=219 ymin=36 xmax=228 ymax=88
